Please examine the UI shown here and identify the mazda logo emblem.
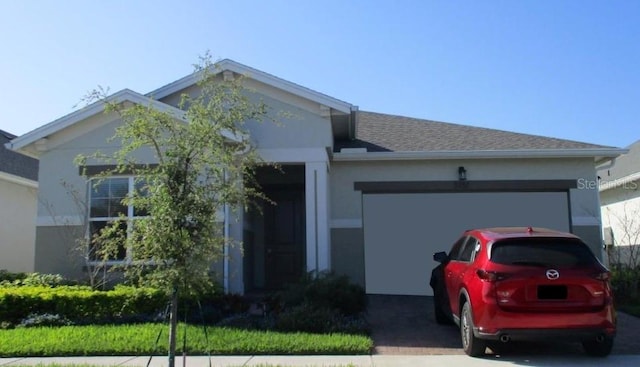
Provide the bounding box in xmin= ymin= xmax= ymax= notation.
xmin=546 ymin=269 xmax=560 ymax=280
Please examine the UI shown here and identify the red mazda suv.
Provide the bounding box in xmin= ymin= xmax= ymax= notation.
xmin=430 ymin=227 xmax=616 ymax=357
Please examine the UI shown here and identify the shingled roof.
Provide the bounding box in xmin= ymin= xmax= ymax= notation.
xmin=334 ymin=111 xmax=611 ymax=152
xmin=1 ymin=129 xmax=38 ymax=181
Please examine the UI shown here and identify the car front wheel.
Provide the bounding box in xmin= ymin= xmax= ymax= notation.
xmin=460 ymin=302 xmax=486 ymax=357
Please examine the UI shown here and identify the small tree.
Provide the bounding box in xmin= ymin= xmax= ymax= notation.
xmin=603 ymin=200 xmax=640 ymax=300
xmin=78 ymin=55 xmax=270 ymax=367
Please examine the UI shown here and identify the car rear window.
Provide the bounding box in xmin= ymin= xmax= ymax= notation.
xmin=489 ymin=237 xmax=598 ymax=268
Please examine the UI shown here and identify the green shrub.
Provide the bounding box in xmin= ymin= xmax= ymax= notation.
xmin=266 ymin=273 xmax=368 ymax=334
xmin=180 ymin=285 xmax=247 ymax=324
xmin=277 ymin=272 xmax=367 ymax=316
xmin=216 ymin=313 xmax=276 ymax=330
xmin=276 ymin=303 xmax=341 ymax=333
xmin=0 ymin=272 xmax=74 ymax=288
xmin=0 ymin=270 xmax=27 ymax=284
xmin=611 ymin=265 xmax=640 ymax=302
xmin=0 ymin=285 xmax=165 ymax=324
xmin=17 ymin=273 xmax=70 ymax=287
xmin=306 ymin=274 xmax=366 ymax=316
xmin=18 ymin=313 xmax=72 ymax=328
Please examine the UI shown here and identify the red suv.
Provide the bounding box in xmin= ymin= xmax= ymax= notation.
xmin=430 ymin=227 xmax=616 ymax=357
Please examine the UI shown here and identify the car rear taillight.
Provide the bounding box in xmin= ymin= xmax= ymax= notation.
xmin=592 ymin=271 xmax=611 ymax=281
xmin=476 ymin=269 xmax=509 ymax=282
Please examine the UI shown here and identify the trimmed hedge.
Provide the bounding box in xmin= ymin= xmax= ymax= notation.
xmin=0 ymin=285 xmax=165 ymax=325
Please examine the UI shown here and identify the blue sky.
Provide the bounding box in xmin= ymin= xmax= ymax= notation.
xmin=1 ymin=0 xmax=638 ymax=147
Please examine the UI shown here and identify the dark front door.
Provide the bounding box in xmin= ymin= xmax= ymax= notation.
xmin=264 ymin=189 xmax=305 ymax=289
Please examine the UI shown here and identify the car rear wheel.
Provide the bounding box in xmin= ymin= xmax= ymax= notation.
xmin=582 ymin=337 xmax=614 ymax=357
xmin=460 ymin=302 xmax=486 ymax=357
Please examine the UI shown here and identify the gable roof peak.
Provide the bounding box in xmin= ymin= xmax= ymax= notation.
xmin=148 ymin=59 xmax=355 ymax=114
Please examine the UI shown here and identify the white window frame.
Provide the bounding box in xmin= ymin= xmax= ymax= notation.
xmin=88 ymin=176 xmax=145 ymax=265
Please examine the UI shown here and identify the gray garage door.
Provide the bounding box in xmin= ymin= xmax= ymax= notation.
xmin=362 ymin=192 xmax=570 ymax=296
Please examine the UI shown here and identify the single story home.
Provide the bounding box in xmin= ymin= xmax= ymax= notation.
xmin=599 ymin=139 xmax=640 ymax=267
xmin=6 ymin=60 xmax=625 ymax=295
xmin=0 ymin=129 xmax=38 ymax=273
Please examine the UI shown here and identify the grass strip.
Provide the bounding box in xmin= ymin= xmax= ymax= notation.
xmin=7 ymin=365 xmax=359 ymax=367
xmin=0 ymin=323 xmax=373 ymax=357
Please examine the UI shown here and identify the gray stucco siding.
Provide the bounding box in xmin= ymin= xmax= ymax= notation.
xmin=329 ymin=157 xmax=604 ymax=290
xmin=330 ymin=158 xmax=601 ymax=223
xmin=571 ymin=225 xmax=606 ymax=261
xmin=34 ymin=225 xmax=86 ymax=280
xmin=159 ymin=79 xmax=334 ymax=151
xmin=37 ymin=117 xmax=159 ymax=219
xmin=331 ymin=228 xmax=365 ymax=287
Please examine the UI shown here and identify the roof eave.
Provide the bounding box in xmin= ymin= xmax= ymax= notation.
xmin=0 ymin=171 xmax=38 ymax=188
xmin=7 ymin=89 xmax=188 ymax=156
xmin=333 ymin=148 xmax=628 ymax=162
xmin=148 ymin=59 xmax=354 ymax=114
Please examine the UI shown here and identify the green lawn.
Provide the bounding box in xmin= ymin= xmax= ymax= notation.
xmin=8 ymin=365 xmax=359 ymax=367
xmin=0 ymin=323 xmax=372 ymax=357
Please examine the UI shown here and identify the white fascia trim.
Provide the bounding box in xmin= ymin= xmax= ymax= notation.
xmin=330 ymin=219 xmax=363 ymax=229
xmin=148 ymin=59 xmax=354 ymax=114
xmin=333 ymin=148 xmax=627 ymax=162
xmin=257 ymin=148 xmax=329 ymax=163
xmin=7 ymin=89 xmax=242 ymax=156
xmin=7 ymin=89 xmax=188 ymax=154
xmin=0 ymin=171 xmax=38 ymax=188
xmin=599 ymin=171 xmax=640 ymax=192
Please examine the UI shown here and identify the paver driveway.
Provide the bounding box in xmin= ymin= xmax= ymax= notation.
xmin=368 ymin=295 xmax=640 ymax=355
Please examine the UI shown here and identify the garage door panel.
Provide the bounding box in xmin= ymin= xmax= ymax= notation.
xmin=363 ymin=192 xmax=570 ymax=296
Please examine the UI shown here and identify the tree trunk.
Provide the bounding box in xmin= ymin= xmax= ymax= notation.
xmin=168 ymin=288 xmax=178 ymax=367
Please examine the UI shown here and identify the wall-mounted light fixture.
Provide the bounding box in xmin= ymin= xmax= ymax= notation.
xmin=458 ymin=166 xmax=467 ymax=181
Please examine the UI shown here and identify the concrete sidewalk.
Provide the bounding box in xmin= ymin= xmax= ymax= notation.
xmin=3 ymin=355 xmax=640 ymax=367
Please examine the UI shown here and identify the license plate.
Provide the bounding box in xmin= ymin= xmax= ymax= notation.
xmin=537 ymin=285 xmax=567 ymax=300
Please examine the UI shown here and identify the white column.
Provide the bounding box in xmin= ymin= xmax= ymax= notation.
xmin=305 ymin=161 xmax=330 ymax=275
xmin=228 ymin=208 xmax=244 ymax=294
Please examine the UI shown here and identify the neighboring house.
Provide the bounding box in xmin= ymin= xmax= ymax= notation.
xmin=6 ymin=60 xmax=625 ymax=296
xmin=598 ymin=139 xmax=640 ymax=268
xmin=0 ymin=129 xmax=38 ymax=273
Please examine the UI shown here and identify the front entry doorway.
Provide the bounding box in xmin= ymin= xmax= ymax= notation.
xmin=244 ymin=165 xmax=306 ymax=292
xmin=264 ymin=188 xmax=305 ymax=289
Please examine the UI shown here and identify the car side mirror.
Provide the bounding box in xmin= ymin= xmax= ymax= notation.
xmin=433 ymin=251 xmax=448 ymax=263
